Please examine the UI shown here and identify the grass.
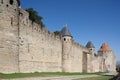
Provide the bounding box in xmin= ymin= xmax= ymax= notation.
xmin=0 ymin=72 xmax=105 ymax=79
xmin=73 ymin=76 xmax=113 ymax=80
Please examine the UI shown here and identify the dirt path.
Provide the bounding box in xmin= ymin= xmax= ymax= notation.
xmin=1 ymin=75 xmax=100 ymax=80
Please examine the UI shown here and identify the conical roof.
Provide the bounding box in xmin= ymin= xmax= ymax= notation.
xmin=98 ymin=43 xmax=111 ymax=51
xmin=60 ymin=26 xmax=71 ymax=37
xmin=86 ymin=41 xmax=95 ymax=48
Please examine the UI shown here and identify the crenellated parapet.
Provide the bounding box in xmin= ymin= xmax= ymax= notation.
xmin=19 ymin=8 xmax=61 ymax=41
xmin=0 ymin=0 xmax=116 ymax=73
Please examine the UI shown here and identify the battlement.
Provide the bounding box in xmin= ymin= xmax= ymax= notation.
xmin=0 ymin=0 xmax=116 ymax=73
xmin=19 ymin=8 xmax=29 ymax=17
xmin=19 ymin=8 xmax=61 ymax=42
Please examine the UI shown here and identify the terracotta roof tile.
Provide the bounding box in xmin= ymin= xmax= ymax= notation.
xmin=98 ymin=43 xmax=111 ymax=51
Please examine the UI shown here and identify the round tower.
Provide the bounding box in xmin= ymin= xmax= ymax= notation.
xmin=86 ymin=41 xmax=95 ymax=58
xmin=86 ymin=41 xmax=95 ymax=72
xmin=0 ymin=0 xmax=20 ymax=73
xmin=60 ymin=26 xmax=72 ymax=72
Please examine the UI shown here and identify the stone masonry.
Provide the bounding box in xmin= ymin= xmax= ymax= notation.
xmin=0 ymin=0 xmax=116 ymax=73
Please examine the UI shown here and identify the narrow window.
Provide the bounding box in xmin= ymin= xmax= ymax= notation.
xmin=1 ymin=0 xmax=3 ymax=4
xmin=11 ymin=17 xmax=13 ymax=26
xmin=10 ymin=0 xmax=13 ymax=5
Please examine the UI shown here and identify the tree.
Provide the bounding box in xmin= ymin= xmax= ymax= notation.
xmin=25 ymin=8 xmax=44 ymax=27
xmin=54 ymin=31 xmax=60 ymax=36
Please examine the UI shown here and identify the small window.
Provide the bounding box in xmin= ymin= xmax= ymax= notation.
xmin=64 ymin=38 xmax=66 ymax=41
xmin=6 ymin=4 xmax=9 ymax=7
xmin=11 ymin=17 xmax=13 ymax=26
xmin=10 ymin=0 xmax=13 ymax=5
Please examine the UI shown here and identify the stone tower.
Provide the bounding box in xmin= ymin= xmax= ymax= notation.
xmin=86 ymin=41 xmax=95 ymax=58
xmin=86 ymin=41 xmax=95 ymax=72
xmin=60 ymin=26 xmax=72 ymax=72
xmin=98 ymin=43 xmax=116 ymax=72
xmin=0 ymin=0 xmax=20 ymax=73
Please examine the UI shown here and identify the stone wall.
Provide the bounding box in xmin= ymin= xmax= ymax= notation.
xmin=92 ymin=57 xmax=100 ymax=72
xmin=18 ymin=8 xmax=62 ymax=73
xmin=18 ymin=11 xmax=91 ymax=73
xmin=100 ymin=51 xmax=116 ymax=72
xmin=0 ymin=0 xmax=19 ymax=73
xmin=0 ymin=0 xmax=116 ymax=73
xmin=62 ymin=37 xmax=90 ymax=72
xmin=70 ymin=42 xmax=89 ymax=72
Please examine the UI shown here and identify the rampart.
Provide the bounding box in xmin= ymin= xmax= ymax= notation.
xmin=18 ymin=8 xmax=62 ymax=72
xmin=0 ymin=0 xmax=116 ymax=73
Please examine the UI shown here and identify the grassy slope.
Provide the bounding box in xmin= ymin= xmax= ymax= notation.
xmin=0 ymin=72 xmax=105 ymax=79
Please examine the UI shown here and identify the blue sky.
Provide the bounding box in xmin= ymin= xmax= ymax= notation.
xmin=20 ymin=0 xmax=120 ymax=61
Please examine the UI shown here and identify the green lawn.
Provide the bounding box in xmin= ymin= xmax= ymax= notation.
xmin=0 ymin=72 xmax=105 ymax=79
xmin=73 ymin=76 xmax=112 ymax=80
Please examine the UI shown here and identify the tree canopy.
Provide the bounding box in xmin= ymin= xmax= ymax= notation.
xmin=25 ymin=8 xmax=44 ymax=27
xmin=54 ymin=31 xmax=60 ymax=36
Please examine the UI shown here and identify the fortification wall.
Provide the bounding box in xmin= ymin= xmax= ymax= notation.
xmin=0 ymin=0 xmax=19 ymax=73
xmin=92 ymin=56 xmax=100 ymax=72
xmin=0 ymin=1 xmax=116 ymax=73
xmin=69 ymin=42 xmax=85 ymax=72
xmin=18 ymin=9 xmax=62 ymax=73
xmin=64 ymin=41 xmax=89 ymax=72
xmin=103 ymin=51 xmax=116 ymax=72
xmin=87 ymin=53 xmax=92 ymax=72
